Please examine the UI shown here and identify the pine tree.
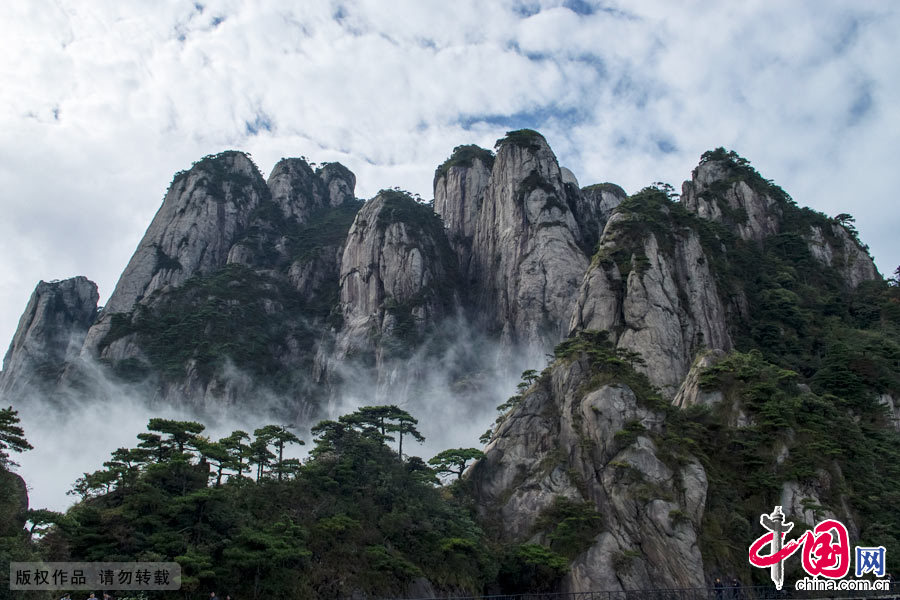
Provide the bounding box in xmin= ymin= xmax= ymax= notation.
xmin=428 ymin=448 xmax=485 ymax=480
xmin=0 ymin=406 xmax=32 ymax=468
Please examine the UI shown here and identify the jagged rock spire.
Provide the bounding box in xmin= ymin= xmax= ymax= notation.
xmin=0 ymin=277 xmax=98 ymax=401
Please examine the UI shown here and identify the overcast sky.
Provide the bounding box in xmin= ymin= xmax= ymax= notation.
xmin=1 ymin=0 xmax=898 ymax=358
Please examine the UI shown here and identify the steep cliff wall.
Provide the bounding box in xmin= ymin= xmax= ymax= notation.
xmin=0 ymin=277 xmax=98 ymax=401
xmin=325 ymin=190 xmax=460 ymax=401
xmin=66 ymin=153 xmax=359 ymax=416
xmin=462 ymin=131 xmax=589 ymax=352
xmin=80 ymin=151 xmax=270 ymax=358
xmin=570 ymin=190 xmax=734 ymax=398
xmin=470 ymin=334 xmax=708 ymax=591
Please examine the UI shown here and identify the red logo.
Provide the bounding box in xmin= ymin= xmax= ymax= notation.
xmin=749 ymin=506 xmax=850 ymax=587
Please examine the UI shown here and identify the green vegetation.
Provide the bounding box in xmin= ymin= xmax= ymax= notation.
xmin=375 ymin=189 xmax=445 ymax=233
xmin=317 ymin=161 xmax=355 ymax=185
xmin=368 ymin=190 xmax=462 ymax=358
xmin=428 ymin=448 xmax=485 ymax=480
xmin=16 ymin=406 xmax=500 ymax=599
xmin=497 ymin=544 xmax=568 ymax=593
xmin=554 ymin=330 xmax=662 ymax=409
xmin=699 ymin=147 xmax=792 ymax=205
xmin=434 ymin=144 xmax=495 ymax=181
xmin=289 ymin=200 xmax=363 ymax=262
xmin=656 ymin=341 xmax=900 ymax=580
xmin=169 ymin=150 xmax=266 ymax=202
xmin=556 ymin=149 xmax=900 ymax=581
xmin=591 ymin=185 xmax=733 ymax=281
xmin=241 ymin=196 xmax=363 ymax=267
xmin=484 ymin=369 xmax=544 ymax=441
xmin=0 ymin=408 xmax=40 ymax=600
xmin=99 ymin=198 xmax=364 ymax=387
xmin=582 ymin=182 xmax=627 ymax=197
xmin=99 ymin=264 xmax=312 ymax=386
xmin=532 ymin=496 xmax=603 ymax=559
xmin=0 ymin=406 xmax=32 ymax=468
xmin=494 ymin=128 xmax=546 ymax=151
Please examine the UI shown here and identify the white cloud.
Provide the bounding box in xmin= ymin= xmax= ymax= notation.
xmin=0 ymin=0 xmax=898 ymax=378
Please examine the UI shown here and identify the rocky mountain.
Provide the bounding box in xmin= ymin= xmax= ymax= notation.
xmin=470 ymin=343 xmax=708 ymax=592
xmin=468 ymin=148 xmax=896 ymax=589
xmin=1 ymin=133 xmax=897 ymax=593
xmin=0 ymin=276 xmax=98 ymax=400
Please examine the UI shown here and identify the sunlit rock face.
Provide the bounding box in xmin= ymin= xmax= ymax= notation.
xmin=80 ymin=151 xmax=269 ymax=358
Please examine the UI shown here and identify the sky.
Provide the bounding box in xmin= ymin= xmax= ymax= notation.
xmin=1 ymin=0 xmax=899 ymax=370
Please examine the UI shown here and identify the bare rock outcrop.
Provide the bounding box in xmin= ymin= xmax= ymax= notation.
xmin=570 ymin=196 xmax=733 ymax=398
xmin=81 ymin=151 xmax=269 ymax=357
xmin=681 ymin=151 xmax=877 ymax=288
xmin=433 ymin=145 xmax=493 ymax=274
xmin=0 ymin=277 xmax=98 ymax=400
xmin=571 ymin=183 xmax=627 ymax=255
xmin=333 ymin=190 xmax=459 ymax=368
xmin=673 ymin=350 xmax=727 ymax=409
xmin=805 ymin=223 xmax=878 ymax=288
xmin=466 ymin=131 xmax=588 ymax=352
xmin=66 ymin=153 xmax=358 ymax=416
xmin=267 ymin=159 xmax=356 ymax=224
xmin=470 ymin=356 xmax=707 ymax=592
xmin=681 ymin=159 xmax=781 ymax=243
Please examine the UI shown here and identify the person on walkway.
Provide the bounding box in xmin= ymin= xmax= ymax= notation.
xmin=730 ymin=577 xmax=741 ymax=600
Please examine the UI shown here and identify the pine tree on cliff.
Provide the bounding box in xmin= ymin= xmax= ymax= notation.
xmin=0 ymin=406 xmax=32 ymax=468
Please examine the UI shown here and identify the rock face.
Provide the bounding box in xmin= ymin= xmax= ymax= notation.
xmin=570 ymin=183 xmax=627 ymax=256
xmin=681 ymin=152 xmax=877 ymax=288
xmin=333 ymin=191 xmax=459 ymax=370
xmin=470 ymin=357 xmax=707 ymax=592
xmin=464 ymin=132 xmax=589 ymax=352
xmin=268 ymin=159 xmax=356 ymax=225
xmin=880 ymin=394 xmax=900 ymax=432
xmin=10 ymin=133 xmax=639 ymax=416
xmin=673 ymin=350 xmax=726 ymax=409
xmin=433 ymin=146 xmax=493 ymax=275
xmin=432 ymin=134 xmax=629 ymax=361
xmin=63 ymin=153 xmax=359 ymax=416
xmin=570 ymin=196 xmax=733 ymax=398
xmin=681 ymin=159 xmax=782 ymax=243
xmin=805 ymin=224 xmax=878 ymax=287
xmin=0 ymin=468 xmax=28 ymax=537
xmin=81 ymin=151 xmax=270 ymax=356
xmin=0 ymin=277 xmax=98 ymax=401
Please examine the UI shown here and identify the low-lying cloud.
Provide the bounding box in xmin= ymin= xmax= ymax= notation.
xmin=9 ymin=312 xmax=543 ymax=512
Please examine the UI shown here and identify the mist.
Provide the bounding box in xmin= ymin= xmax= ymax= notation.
xmin=5 ymin=312 xmax=548 ymax=513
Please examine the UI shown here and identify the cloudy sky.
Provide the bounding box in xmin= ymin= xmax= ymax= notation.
xmin=1 ymin=0 xmax=898 ymax=356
